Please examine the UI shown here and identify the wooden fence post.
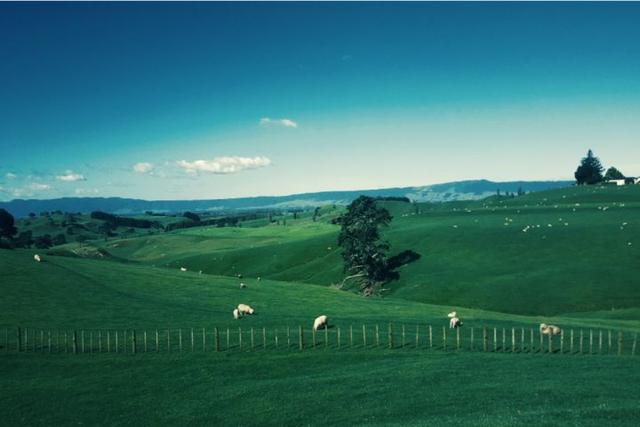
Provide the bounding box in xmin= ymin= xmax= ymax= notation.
xmin=48 ymin=330 xmax=52 ymax=353
xmin=388 ymin=323 xmax=393 ymax=349
xmin=132 ymin=329 xmax=137 ymax=354
xmin=530 ymin=328 xmax=534 ymax=353
xmin=470 ymin=327 xmax=474 ymax=351
xmin=73 ymin=330 xmax=78 ymax=354
xmin=250 ymin=328 xmax=255 ymax=350
xmin=143 ymin=330 xmax=147 ymax=353
xmin=191 ymin=328 xmax=194 ymax=352
xmin=98 ymin=331 xmax=102 ymax=353
xmin=493 ymin=328 xmax=497 ymax=352
xmin=155 ymin=329 xmax=159 ymax=353
xmin=350 ymin=325 xmax=354 ymax=348
xmin=81 ymin=330 xmax=85 ymax=354
xmin=312 ymin=327 xmax=316 ymax=348
xmin=617 ymin=331 xmax=623 ymax=356
xmin=263 ymin=327 xmax=267 ymax=350
xmin=570 ymin=329 xmax=574 ymax=354
xmin=287 ymin=326 xmax=291 ymax=349
xmin=415 ymin=325 xmax=419 ymax=348
xmin=402 ymin=325 xmax=406 ymax=348
xmin=226 ymin=328 xmax=230 ymax=350
xmin=179 ymin=329 xmax=183 ymax=352
xmin=608 ymin=330 xmax=612 ymax=354
xmin=429 ymin=325 xmax=433 ymax=349
xmin=376 ymin=325 xmax=379 ymax=348
xmin=299 ymin=326 xmax=304 ymax=351
xmin=89 ymin=331 xmax=93 ymax=354
xmin=202 ymin=328 xmax=206 ymax=352
xmin=443 ymin=326 xmax=447 ymax=351
xmin=521 ymin=328 xmax=525 ymax=352
xmin=632 ymin=333 xmax=637 ymax=356
xmin=106 ymin=331 xmax=110 ymax=353
xmin=502 ymin=328 xmax=506 ymax=352
xmin=483 ymin=327 xmax=487 ymax=352
xmin=589 ymin=330 xmax=593 ymax=355
xmin=214 ymin=327 xmax=219 ymax=352
xmin=238 ymin=327 xmax=242 ymax=350
xmin=579 ymin=330 xmax=584 ymax=354
xmin=560 ymin=330 xmax=564 ymax=354
xmin=456 ymin=327 xmax=460 ymax=350
xmin=599 ymin=330 xmax=603 ymax=354
xmin=337 ymin=327 xmax=341 ymax=349
xmin=511 ymin=328 xmax=515 ymax=353
xmin=362 ymin=325 xmax=367 ymax=348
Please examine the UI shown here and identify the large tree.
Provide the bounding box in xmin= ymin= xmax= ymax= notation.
xmin=604 ymin=166 xmax=625 ymax=181
xmin=574 ymin=149 xmax=604 ymax=185
xmin=337 ymin=196 xmax=392 ymax=296
xmin=0 ymin=208 xmax=17 ymax=240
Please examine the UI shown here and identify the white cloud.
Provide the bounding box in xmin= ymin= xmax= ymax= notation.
xmin=177 ymin=156 xmax=272 ymax=175
xmin=29 ymin=183 xmax=51 ymax=191
xmin=259 ymin=117 xmax=298 ymax=128
xmin=74 ymin=188 xmax=100 ymax=195
xmin=133 ymin=162 xmax=154 ymax=173
xmin=5 ymin=172 xmax=17 ymax=179
xmin=56 ymin=170 xmax=86 ymax=182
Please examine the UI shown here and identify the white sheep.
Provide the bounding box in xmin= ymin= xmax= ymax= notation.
xmin=180 ymin=267 xmax=187 ymax=272
xmin=240 ymin=283 xmax=247 ymax=289
xmin=237 ymin=304 xmax=254 ymax=315
xmin=447 ymin=311 xmax=457 ymax=318
xmin=33 ymin=254 xmax=41 ymax=262
xmin=233 ymin=308 xmax=240 ymax=320
xmin=313 ymin=315 xmax=328 ymax=331
xmin=449 ymin=317 xmax=462 ymax=329
xmin=540 ymin=323 xmax=561 ymax=335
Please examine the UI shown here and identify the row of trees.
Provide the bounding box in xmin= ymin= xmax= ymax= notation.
xmin=574 ymin=149 xmax=628 ymax=185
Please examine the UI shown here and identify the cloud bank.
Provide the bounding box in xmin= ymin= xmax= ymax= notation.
xmin=177 ymin=156 xmax=271 ymax=175
xmin=56 ymin=170 xmax=86 ymax=182
xmin=259 ymin=117 xmax=298 ymax=128
xmin=133 ymin=162 xmax=154 ymax=173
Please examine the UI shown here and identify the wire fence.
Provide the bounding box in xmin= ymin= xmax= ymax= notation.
xmin=2 ymin=325 xmax=638 ymax=357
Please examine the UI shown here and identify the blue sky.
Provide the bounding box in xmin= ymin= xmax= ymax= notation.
xmin=1 ymin=2 xmax=639 ymax=201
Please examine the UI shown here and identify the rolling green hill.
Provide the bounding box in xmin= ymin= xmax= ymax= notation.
xmin=71 ymin=185 xmax=640 ymax=316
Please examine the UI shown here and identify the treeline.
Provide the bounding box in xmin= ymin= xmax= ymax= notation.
xmin=90 ymin=211 xmax=161 ymax=229
xmin=375 ymin=196 xmax=411 ymax=203
xmin=165 ymin=213 xmax=260 ymax=231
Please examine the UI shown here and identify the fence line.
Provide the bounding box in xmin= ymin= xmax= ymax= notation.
xmin=2 ymin=325 xmax=638 ymax=357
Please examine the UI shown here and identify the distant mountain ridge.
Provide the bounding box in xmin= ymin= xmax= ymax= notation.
xmin=0 ymin=179 xmax=573 ymax=217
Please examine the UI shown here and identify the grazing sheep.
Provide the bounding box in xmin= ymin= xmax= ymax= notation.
xmin=449 ymin=317 xmax=462 ymax=329
xmin=313 ymin=315 xmax=328 ymax=331
xmin=233 ymin=308 xmax=240 ymax=320
xmin=240 ymin=283 xmax=247 ymax=289
xmin=447 ymin=311 xmax=457 ymax=318
xmin=180 ymin=267 xmax=187 ymax=272
xmin=540 ymin=323 xmax=561 ymax=335
xmin=237 ymin=304 xmax=254 ymax=315
xmin=33 ymin=254 xmax=41 ymax=262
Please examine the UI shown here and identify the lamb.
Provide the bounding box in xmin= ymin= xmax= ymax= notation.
xmin=237 ymin=304 xmax=254 ymax=315
xmin=449 ymin=317 xmax=462 ymax=329
xmin=233 ymin=308 xmax=240 ymax=320
xmin=33 ymin=254 xmax=41 ymax=262
xmin=240 ymin=283 xmax=247 ymax=289
xmin=180 ymin=267 xmax=187 ymax=272
xmin=313 ymin=315 xmax=328 ymax=331
xmin=540 ymin=323 xmax=561 ymax=335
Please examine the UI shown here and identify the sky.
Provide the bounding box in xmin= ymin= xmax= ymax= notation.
xmin=1 ymin=2 xmax=639 ymax=201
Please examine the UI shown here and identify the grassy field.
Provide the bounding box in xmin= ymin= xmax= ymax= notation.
xmin=76 ymin=185 xmax=640 ymax=316
xmin=2 ymin=185 xmax=640 ymax=426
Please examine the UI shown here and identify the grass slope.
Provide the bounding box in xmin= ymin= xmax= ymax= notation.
xmin=79 ymin=185 xmax=640 ymax=316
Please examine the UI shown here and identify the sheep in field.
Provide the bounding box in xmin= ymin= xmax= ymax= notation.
xmin=180 ymin=267 xmax=187 ymax=272
xmin=233 ymin=308 xmax=241 ymax=320
xmin=313 ymin=315 xmax=328 ymax=331
xmin=237 ymin=304 xmax=254 ymax=315
xmin=540 ymin=323 xmax=562 ymax=335
xmin=447 ymin=311 xmax=457 ymax=318
xmin=449 ymin=317 xmax=462 ymax=329
xmin=240 ymin=283 xmax=247 ymax=289
xmin=33 ymin=254 xmax=41 ymax=262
